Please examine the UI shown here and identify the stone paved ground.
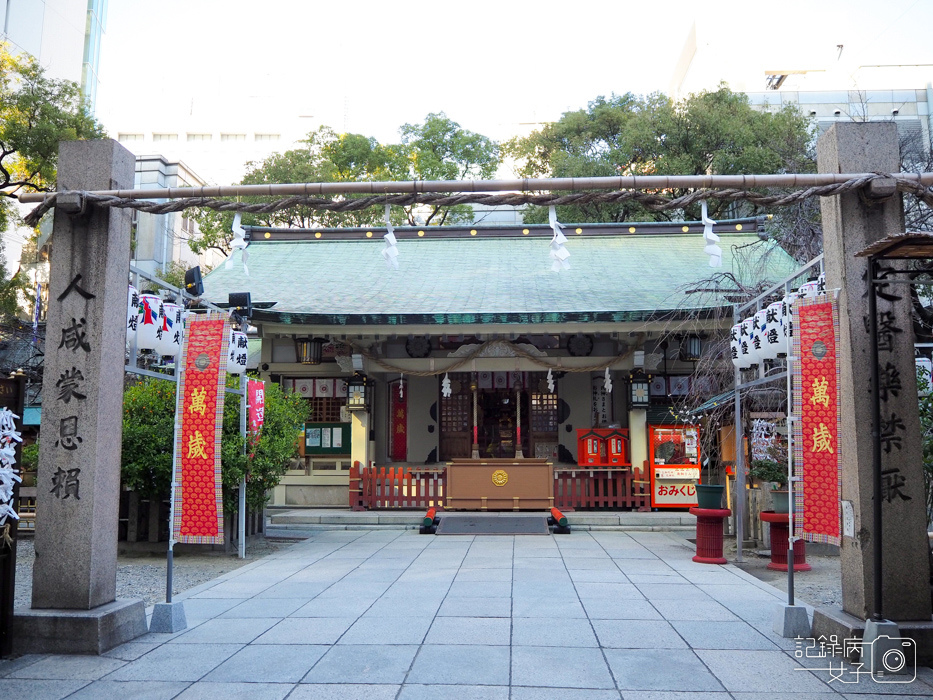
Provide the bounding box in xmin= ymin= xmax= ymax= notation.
xmin=2 ymin=528 xmax=932 ymax=699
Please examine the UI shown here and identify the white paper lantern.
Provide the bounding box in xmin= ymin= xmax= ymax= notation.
xmin=751 ymin=309 xmax=769 ymax=363
xmin=227 ymin=330 xmax=247 ymax=375
xmin=782 ymin=291 xmax=801 ymax=343
xmin=126 ymin=285 xmax=139 ymax=348
xmin=156 ymin=302 xmax=184 ymax=357
xmin=761 ymin=301 xmax=786 ymax=359
xmin=729 ymin=323 xmax=744 ymax=369
xmin=798 ymin=281 xmax=821 ymax=298
xmin=136 ymin=292 xmax=163 ymax=351
xmin=739 ymin=317 xmax=759 ymax=368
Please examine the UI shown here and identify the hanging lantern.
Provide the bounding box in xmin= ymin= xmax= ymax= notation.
xmin=783 ymin=290 xmax=803 ymax=342
xmin=156 ymin=302 xmax=184 ymax=357
xmin=729 ymin=323 xmax=744 ymax=369
xmin=761 ymin=301 xmax=785 ymax=359
xmin=126 ymin=285 xmax=139 ymax=348
xmin=752 ymin=308 xmax=770 ymax=362
xmin=798 ymin=280 xmax=821 ymax=298
xmin=739 ymin=317 xmax=759 ymax=368
xmin=295 ymin=337 xmax=327 ymax=365
xmin=630 ymin=370 xmax=650 ymax=409
xmin=347 ymin=373 xmax=371 ymax=411
xmin=136 ymin=292 xmax=163 ymax=351
xmin=227 ymin=330 xmax=247 ymax=375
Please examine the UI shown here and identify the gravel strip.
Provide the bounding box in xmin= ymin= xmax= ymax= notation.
xmin=726 ymin=538 xmax=843 ymax=607
xmin=12 ymin=536 xmax=291 ymax=608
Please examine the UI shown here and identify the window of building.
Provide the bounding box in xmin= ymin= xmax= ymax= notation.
xmin=304 ymin=397 xmax=346 ymax=423
xmin=187 ymin=133 xmax=212 ymax=142
xmin=254 ymin=133 xmax=280 ymax=142
xmin=152 ymin=133 xmax=178 ymax=142
xmin=530 ymin=392 xmax=558 ymax=433
xmin=117 ymin=133 xmax=144 ymax=142
xmin=221 ymin=133 xmax=247 ymax=142
xmin=440 ymin=394 xmax=471 ymax=433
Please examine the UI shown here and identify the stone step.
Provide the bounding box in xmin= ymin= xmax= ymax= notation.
xmin=265 ymin=508 xmax=698 ymax=534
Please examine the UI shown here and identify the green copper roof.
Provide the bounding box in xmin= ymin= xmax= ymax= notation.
xmin=202 ymin=230 xmax=797 ymax=326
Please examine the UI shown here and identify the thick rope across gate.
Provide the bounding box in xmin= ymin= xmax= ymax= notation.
xmin=24 ymin=172 xmax=931 ymax=228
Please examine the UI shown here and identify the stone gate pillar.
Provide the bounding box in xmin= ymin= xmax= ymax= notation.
xmin=815 ymin=122 xmax=932 ymax=627
xmin=14 ymin=139 xmax=147 ymax=654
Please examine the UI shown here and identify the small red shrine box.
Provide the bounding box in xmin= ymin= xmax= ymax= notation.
xmin=577 ymin=429 xmax=607 ymax=466
xmin=605 ymin=429 xmax=630 ymax=465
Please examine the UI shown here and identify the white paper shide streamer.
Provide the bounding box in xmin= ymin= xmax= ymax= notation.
xmin=547 ymin=368 xmax=555 ymax=393
xmin=603 ymin=367 xmax=613 ymax=393
xmin=399 ymin=374 xmax=404 ymax=400
xmin=0 ymin=407 xmax=23 ymax=527
xmin=382 ymin=204 xmax=400 ymax=270
xmin=701 ymin=200 xmax=722 ymax=267
xmin=548 ymin=206 xmax=570 ymax=272
xmin=226 ymin=212 xmax=250 ymax=276
xmin=441 ymin=373 xmax=452 ymax=398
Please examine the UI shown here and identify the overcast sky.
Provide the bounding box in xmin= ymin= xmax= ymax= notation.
xmin=95 ymin=0 xmax=933 ymax=144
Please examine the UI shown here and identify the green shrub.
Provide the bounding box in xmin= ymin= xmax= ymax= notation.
xmin=749 ymin=458 xmax=787 ymax=487
xmin=20 ymin=441 xmax=39 ymax=472
xmin=121 ymin=376 xmax=309 ymax=512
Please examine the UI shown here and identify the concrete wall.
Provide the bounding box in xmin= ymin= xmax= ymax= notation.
xmin=556 ymin=372 xmax=591 ymax=463
xmin=407 ymin=375 xmax=438 ymax=464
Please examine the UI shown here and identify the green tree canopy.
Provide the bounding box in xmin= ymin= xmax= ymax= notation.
xmin=504 ymin=86 xmax=814 ymax=225
xmin=400 ymin=112 xmax=499 ymax=225
xmin=0 ymin=43 xmax=106 ymax=227
xmin=0 ymin=42 xmax=105 ymax=319
xmin=191 ymin=114 xmax=500 ymax=254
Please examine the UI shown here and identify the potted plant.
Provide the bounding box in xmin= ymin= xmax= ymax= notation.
xmin=695 ymin=457 xmax=725 ymax=509
xmin=749 ymin=457 xmax=789 ymax=513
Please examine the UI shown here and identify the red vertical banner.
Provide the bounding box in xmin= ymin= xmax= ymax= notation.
xmin=248 ymin=379 xmax=265 ymax=439
xmin=173 ymin=312 xmax=230 ymax=544
xmin=248 ymin=379 xmax=265 ymax=460
xmin=792 ymin=297 xmax=842 ymax=545
xmin=390 ymin=381 xmax=407 ymax=462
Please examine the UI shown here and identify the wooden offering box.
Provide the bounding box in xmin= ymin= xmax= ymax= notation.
xmin=446 ymin=458 xmax=554 ymax=510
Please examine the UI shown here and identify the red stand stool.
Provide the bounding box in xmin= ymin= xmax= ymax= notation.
xmin=688 ymin=507 xmax=732 ymax=564
xmin=760 ymin=510 xmax=811 ymax=572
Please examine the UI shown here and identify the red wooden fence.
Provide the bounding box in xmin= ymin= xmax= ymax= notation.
xmin=350 ymin=463 xmax=650 ymax=511
xmin=553 ymin=467 xmax=650 ymax=511
xmin=350 ymin=462 xmax=446 ymax=510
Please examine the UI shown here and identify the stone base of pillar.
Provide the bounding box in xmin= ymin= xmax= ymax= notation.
xmin=12 ymin=598 xmax=147 ymax=655
xmin=812 ymin=606 xmax=933 ymax=666
xmin=149 ymin=600 xmax=188 ymax=633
